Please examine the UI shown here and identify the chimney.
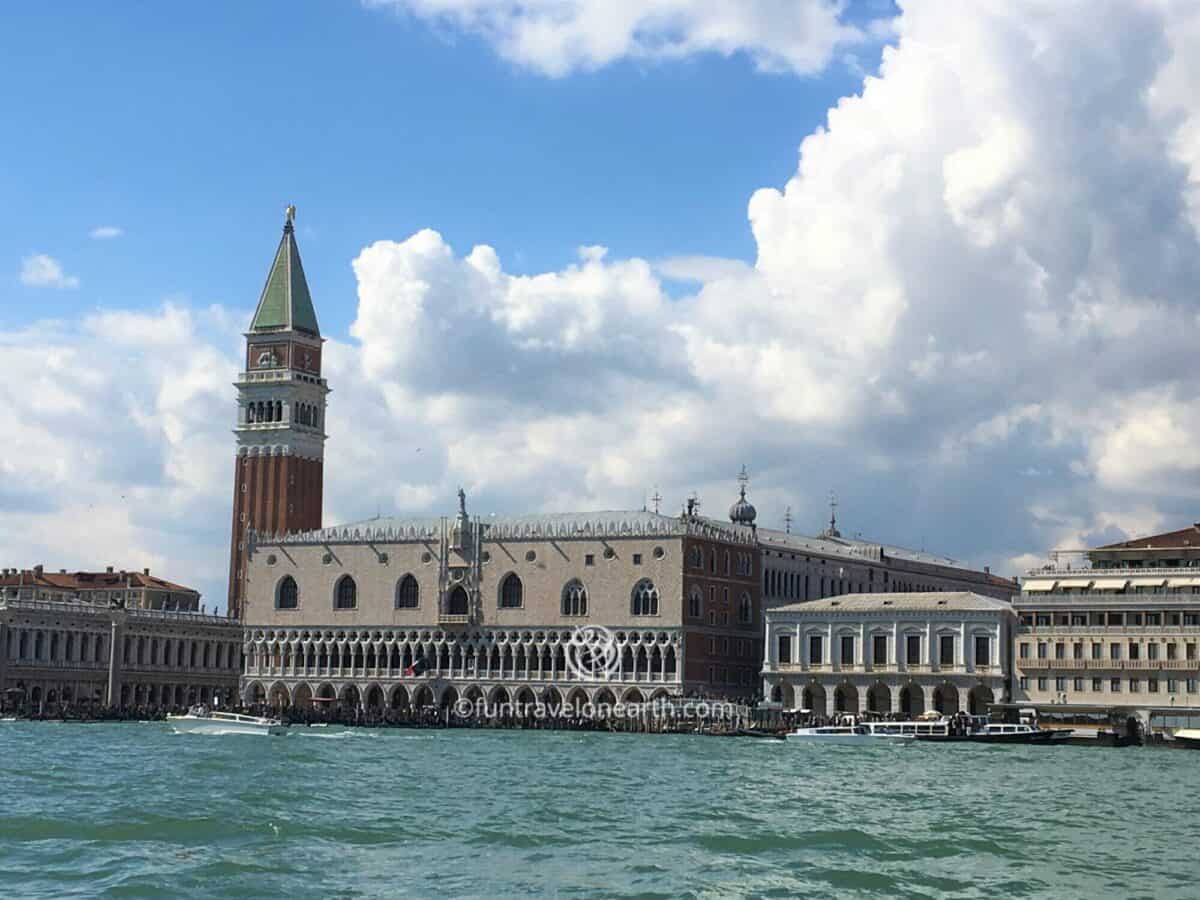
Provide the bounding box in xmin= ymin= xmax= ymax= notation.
xmin=106 ymin=566 xmax=114 ymax=574
xmin=33 ymin=564 xmax=43 ymax=576
xmin=143 ymin=567 xmax=150 ymax=576
xmin=984 ymin=566 xmax=990 ymax=574
xmin=60 ymin=569 xmax=66 ymax=574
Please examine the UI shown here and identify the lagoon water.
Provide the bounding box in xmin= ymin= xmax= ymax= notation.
xmin=1 ymin=722 xmax=1197 ymax=898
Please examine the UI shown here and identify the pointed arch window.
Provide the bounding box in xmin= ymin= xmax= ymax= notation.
xmin=688 ymin=586 xmax=703 ymax=619
xmin=688 ymin=545 xmax=703 ymax=568
xmin=395 ymin=574 xmax=420 ymax=609
xmin=334 ymin=575 xmax=357 ymax=609
xmin=448 ymin=586 xmax=469 ymax=616
xmin=739 ymin=592 xmax=753 ymax=624
xmin=632 ymin=579 xmax=659 ymax=616
xmin=499 ymin=573 xmax=523 ymax=609
xmin=562 ymin=580 xmax=587 ymax=616
xmin=276 ymin=576 xmax=299 ymax=610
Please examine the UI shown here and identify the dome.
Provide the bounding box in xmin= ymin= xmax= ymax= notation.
xmin=729 ymin=485 xmax=757 ymax=525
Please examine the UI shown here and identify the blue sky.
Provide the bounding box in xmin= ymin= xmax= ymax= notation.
xmin=4 ymin=1 xmax=1200 ymax=609
xmin=3 ymin=1 xmax=884 ymax=336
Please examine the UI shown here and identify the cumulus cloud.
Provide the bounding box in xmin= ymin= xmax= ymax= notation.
xmin=20 ymin=254 xmax=80 ymax=289
xmin=364 ymin=0 xmax=880 ymax=76
xmin=9 ymin=0 xmax=1200 ymax=607
xmin=89 ymin=226 xmax=124 ymax=239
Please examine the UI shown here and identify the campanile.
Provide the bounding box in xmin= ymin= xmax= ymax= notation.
xmin=227 ymin=206 xmax=328 ymax=619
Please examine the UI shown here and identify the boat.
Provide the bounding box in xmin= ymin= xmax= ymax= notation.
xmin=786 ymin=715 xmax=951 ymax=742
xmin=914 ymin=716 xmax=1072 ymax=744
xmin=1169 ymin=728 xmax=1200 ymax=749
xmin=166 ymin=706 xmax=287 ymax=736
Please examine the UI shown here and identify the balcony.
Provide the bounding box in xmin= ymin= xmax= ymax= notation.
xmin=1017 ymin=657 xmax=1198 ymax=671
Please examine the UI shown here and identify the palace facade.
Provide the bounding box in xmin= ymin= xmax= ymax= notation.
xmin=762 ymin=592 xmax=1015 ymax=717
xmin=241 ymin=496 xmax=763 ymax=710
xmin=1014 ymin=523 xmax=1200 ymax=711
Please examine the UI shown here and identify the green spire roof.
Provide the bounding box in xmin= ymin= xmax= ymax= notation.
xmin=249 ymin=217 xmax=320 ymax=336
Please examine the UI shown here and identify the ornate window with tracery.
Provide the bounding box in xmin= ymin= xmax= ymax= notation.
xmin=632 ymin=579 xmax=659 ymax=616
xmin=277 ymin=576 xmax=299 ymax=609
xmin=561 ymin=580 xmax=587 ymax=616
xmin=499 ymin=573 xmax=523 ymax=608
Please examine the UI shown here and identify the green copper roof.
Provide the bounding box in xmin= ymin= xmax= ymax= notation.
xmin=249 ymin=221 xmax=320 ymax=336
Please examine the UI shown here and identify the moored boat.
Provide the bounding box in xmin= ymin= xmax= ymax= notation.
xmin=1169 ymin=728 xmax=1200 ymax=749
xmin=167 ymin=706 xmax=286 ymax=736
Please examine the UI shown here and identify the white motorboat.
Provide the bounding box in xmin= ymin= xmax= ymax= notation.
xmin=787 ymin=714 xmax=952 ymax=742
xmin=166 ymin=707 xmax=287 ymax=736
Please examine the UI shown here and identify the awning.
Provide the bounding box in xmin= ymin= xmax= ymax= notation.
xmin=1022 ymin=581 xmax=1056 ymax=592
xmin=1091 ymin=578 xmax=1131 ymax=591
xmin=1128 ymin=577 xmax=1167 ymax=588
xmin=1167 ymin=577 xmax=1200 ymax=588
xmin=1056 ymin=578 xmax=1094 ymax=589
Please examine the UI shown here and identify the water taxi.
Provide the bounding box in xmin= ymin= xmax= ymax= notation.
xmin=166 ymin=706 xmax=287 ymax=736
xmin=1169 ymin=728 xmax=1200 ymax=749
xmin=786 ymin=715 xmax=951 ymax=742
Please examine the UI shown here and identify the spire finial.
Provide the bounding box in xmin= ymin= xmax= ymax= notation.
xmin=286 ymin=204 xmax=296 ymax=225
xmin=737 ymin=464 xmax=749 ymax=499
xmin=784 ymin=506 xmax=793 ymax=534
xmin=823 ymin=490 xmax=841 ymax=538
xmin=651 ymin=488 xmax=662 ymax=514
xmin=457 ymin=486 xmax=467 ymax=516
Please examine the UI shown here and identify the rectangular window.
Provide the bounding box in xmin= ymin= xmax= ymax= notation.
xmin=1019 ymin=642 xmax=1030 ymax=659
xmin=809 ymin=635 xmax=823 ymax=665
xmin=585 ymin=554 xmax=595 ymax=566
xmin=1167 ymin=679 xmax=1179 ymax=693
xmin=1188 ymin=679 xmax=1198 ymax=693
xmin=1037 ymin=642 xmax=1047 ymax=659
xmin=841 ymin=635 xmax=854 ymax=665
xmin=1148 ymin=643 xmax=1159 ymax=660
xmin=906 ymin=635 xmax=921 ymax=665
xmin=1129 ymin=678 xmax=1140 ymax=693
xmin=1167 ymin=643 xmax=1178 ymax=660
xmin=1037 ymin=677 xmax=1048 ymax=691
xmin=1036 ymin=614 xmax=1051 ymax=626
xmin=1092 ymin=678 xmax=1103 ymax=692
xmin=1110 ymin=643 xmax=1121 ymax=660
xmin=1073 ymin=678 xmax=1084 ymax=692
xmin=1146 ymin=613 xmax=1161 ymax=625
xmin=975 ymin=635 xmax=990 ymax=667
xmin=632 ymin=553 xmax=642 ymax=565
xmin=1129 ymin=642 xmax=1140 ymax=661
xmin=777 ymin=635 xmax=792 ymax=665
xmin=1189 ymin=643 xmax=1198 ymax=661
xmin=1055 ymin=677 xmax=1066 ymax=692
xmin=1019 ymin=677 xmax=1029 ymax=690
xmin=873 ymin=634 xmax=888 ymax=666
xmin=940 ymin=635 xmax=954 ymax=666
xmin=1149 ymin=678 xmax=1159 ymax=693
xmin=1092 ymin=643 xmax=1102 ymax=660
xmin=1054 ymin=642 xmax=1065 ymax=659
xmin=1111 ymin=678 xmax=1122 ymax=693
xmin=1073 ymin=642 xmax=1083 ymax=659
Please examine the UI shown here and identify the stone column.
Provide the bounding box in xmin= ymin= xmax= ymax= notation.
xmin=106 ymin=612 xmax=125 ymax=708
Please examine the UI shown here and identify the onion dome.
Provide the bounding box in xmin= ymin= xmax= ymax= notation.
xmin=729 ymin=483 xmax=757 ymax=526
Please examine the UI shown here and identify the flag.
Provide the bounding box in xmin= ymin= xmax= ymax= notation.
xmin=405 ymin=654 xmax=428 ymax=677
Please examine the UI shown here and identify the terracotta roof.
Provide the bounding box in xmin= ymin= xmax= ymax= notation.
xmin=0 ymin=569 xmax=197 ymax=594
xmin=1094 ymin=523 xmax=1200 ymax=551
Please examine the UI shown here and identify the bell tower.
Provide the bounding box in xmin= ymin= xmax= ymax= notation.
xmin=227 ymin=206 xmax=329 ymax=619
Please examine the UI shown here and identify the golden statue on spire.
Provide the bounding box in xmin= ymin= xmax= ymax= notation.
xmin=285 ymin=204 xmax=296 ymax=224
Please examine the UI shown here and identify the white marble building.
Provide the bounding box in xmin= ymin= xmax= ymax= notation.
xmin=762 ymin=592 xmax=1015 ymax=717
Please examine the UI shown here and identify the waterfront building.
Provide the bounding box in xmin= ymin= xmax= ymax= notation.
xmin=0 ymin=565 xmax=200 ymax=611
xmin=1014 ymin=523 xmax=1200 ymax=711
xmin=0 ymin=573 xmax=241 ymax=710
xmin=761 ymin=593 xmax=1016 ymax=716
xmin=758 ymin=506 xmax=1016 ymax=611
xmin=226 ymin=205 xmax=328 ymax=621
xmin=241 ymin=492 xmax=763 ymax=710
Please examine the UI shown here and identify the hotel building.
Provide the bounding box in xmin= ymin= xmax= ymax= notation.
xmin=1014 ymin=523 xmax=1200 ymax=710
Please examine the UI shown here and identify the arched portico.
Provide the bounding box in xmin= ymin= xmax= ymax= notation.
xmin=293 ymin=683 xmax=314 ymax=709
xmin=268 ymin=681 xmax=290 ymax=709
xmin=867 ymin=682 xmax=891 ymax=714
xmin=900 ymin=682 xmax=924 ymax=717
xmin=389 ymin=684 xmax=410 ymax=709
xmin=801 ymin=683 xmax=827 ymax=715
xmin=968 ymin=684 xmax=995 ymax=716
xmin=833 ymin=682 xmax=858 ymax=713
xmin=934 ymin=682 xmax=959 ymax=715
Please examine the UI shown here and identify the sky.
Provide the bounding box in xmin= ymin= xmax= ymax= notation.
xmin=3 ymin=0 xmax=1200 ymax=612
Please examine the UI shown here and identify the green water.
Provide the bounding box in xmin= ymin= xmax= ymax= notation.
xmin=0 ymin=722 xmax=1197 ymax=898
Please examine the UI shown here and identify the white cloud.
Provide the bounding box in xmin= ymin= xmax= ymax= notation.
xmin=10 ymin=0 xmax=1200 ymax=607
xmin=89 ymin=226 xmax=124 ymax=239
xmin=20 ymin=254 xmax=80 ymax=289
xmin=365 ymin=0 xmax=880 ymax=76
